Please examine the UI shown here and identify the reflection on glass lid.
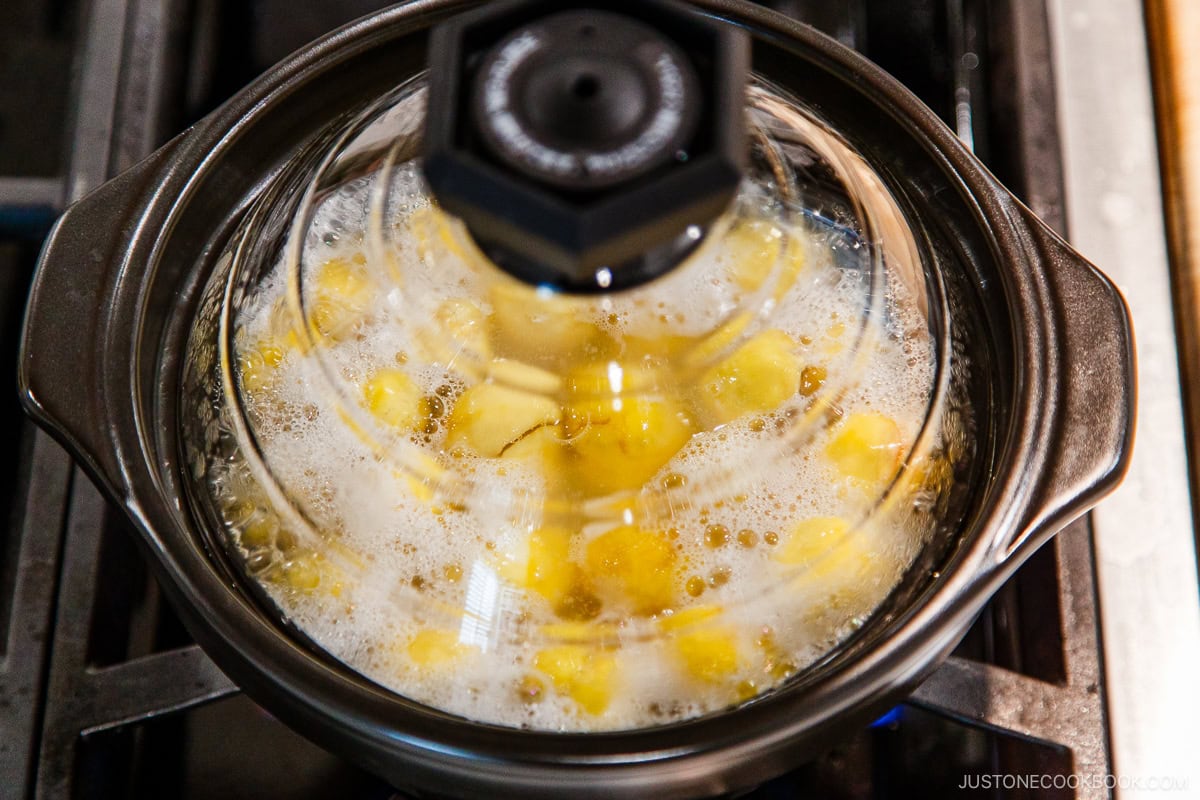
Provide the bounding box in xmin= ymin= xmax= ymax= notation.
xmin=200 ymin=74 xmax=953 ymax=732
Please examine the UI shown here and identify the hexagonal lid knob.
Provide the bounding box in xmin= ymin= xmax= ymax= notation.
xmin=423 ymin=0 xmax=748 ymax=292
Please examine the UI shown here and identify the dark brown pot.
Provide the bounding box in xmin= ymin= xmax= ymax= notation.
xmin=18 ymin=2 xmax=1133 ymax=797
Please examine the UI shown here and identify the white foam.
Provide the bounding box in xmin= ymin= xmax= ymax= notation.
xmin=211 ymin=164 xmax=938 ymax=732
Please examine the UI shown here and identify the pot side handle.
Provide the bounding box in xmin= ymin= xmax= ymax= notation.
xmin=1003 ymin=201 xmax=1136 ymax=561
xmin=18 ymin=141 xmax=178 ymax=494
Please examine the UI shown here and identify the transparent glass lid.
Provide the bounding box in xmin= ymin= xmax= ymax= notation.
xmin=211 ymin=73 xmax=949 ymax=731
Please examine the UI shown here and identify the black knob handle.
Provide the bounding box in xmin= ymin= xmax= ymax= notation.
xmin=472 ymin=10 xmax=700 ymax=191
xmin=423 ymin=0 xmax=748 ymax=293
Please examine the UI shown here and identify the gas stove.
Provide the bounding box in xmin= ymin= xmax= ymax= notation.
xmin=0 ymin=1 xmax=1196 ymax=798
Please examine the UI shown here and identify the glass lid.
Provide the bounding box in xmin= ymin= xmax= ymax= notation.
xmin=204 ymin=68 xmax=949 ymax=732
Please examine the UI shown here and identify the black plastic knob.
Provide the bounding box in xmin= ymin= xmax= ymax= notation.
xmin=423 ymin=0 xmax=748 ymax=293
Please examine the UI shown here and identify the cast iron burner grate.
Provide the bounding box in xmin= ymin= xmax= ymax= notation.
xmin=0 ymin=1 xmax=1113 ymax=798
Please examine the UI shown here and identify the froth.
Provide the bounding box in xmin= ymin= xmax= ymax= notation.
xmin=212 ymin=164 xmax=939 ymax=732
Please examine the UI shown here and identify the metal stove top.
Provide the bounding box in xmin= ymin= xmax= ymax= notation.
xmin=0 ymin=1 xmax=1196 ymax=798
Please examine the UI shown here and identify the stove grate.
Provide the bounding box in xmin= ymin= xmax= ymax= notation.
xmin=0 ymin=1 xmax=1115 ymax=797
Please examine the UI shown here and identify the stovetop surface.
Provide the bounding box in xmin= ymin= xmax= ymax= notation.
xmin=1 ymin=1 xmax=1195 ymax=798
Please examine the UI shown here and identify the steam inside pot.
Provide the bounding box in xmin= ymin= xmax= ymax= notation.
xmin=193 ymin=77 xmax=956 ymax=731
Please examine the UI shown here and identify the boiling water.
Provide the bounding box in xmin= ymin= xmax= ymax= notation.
xmin=210 ymin=164 xmax=939 ymax=731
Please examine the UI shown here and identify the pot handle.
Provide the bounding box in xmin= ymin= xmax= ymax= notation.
xmin=1000 ymin=201 xmax=1136 ymax=562
xmin=18 ymin=140 xmax=179 ymax=495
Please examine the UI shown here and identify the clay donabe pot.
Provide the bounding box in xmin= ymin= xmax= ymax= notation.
xmin=19 ymin=1 xmax=1133 ymax=797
